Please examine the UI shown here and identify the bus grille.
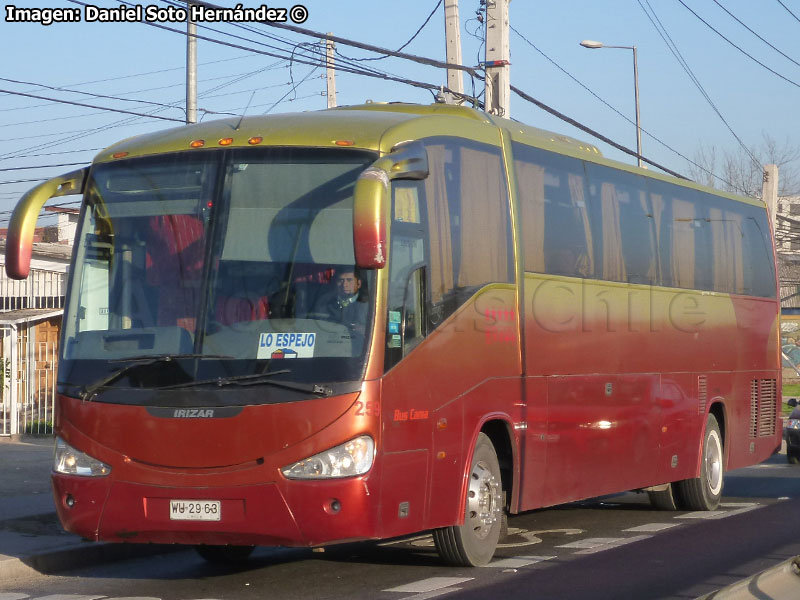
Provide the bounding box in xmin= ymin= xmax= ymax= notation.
xmin=697 ymin=375 xmax=707 ymax=415
xmin=750 ymin=378 xmax=777 ymax=438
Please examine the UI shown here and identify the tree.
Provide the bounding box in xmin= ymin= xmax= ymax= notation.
xmin=686 ymin=133 xmax=800 ymax=199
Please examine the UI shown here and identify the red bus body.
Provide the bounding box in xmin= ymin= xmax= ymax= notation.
xmin=6 ymin=104 xmax=778 ymax=562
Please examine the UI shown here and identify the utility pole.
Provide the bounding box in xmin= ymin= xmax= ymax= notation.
xmin=443 ymin=0 xmax=464 ymax=104
xmin=326 ymin=33 xmax=337 ymax=108
xmin=484 ymin=0 xmax=510 ymax=118
xmin=763 ymin=164 xmax=779 ymax=248
xmin=186 ymin=1 xmax=197 ymax=124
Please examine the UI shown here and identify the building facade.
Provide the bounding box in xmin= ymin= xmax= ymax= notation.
xmin=0 ymin=239 xmax=72 ymax=437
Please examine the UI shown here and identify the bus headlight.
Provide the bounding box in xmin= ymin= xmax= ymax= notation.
xmin=54 ymin=437 xmax=111 ymax=477
xmin=281 ymin=436 xmax=374 ymax=479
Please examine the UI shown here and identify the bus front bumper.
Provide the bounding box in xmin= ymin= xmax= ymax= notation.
xmin=52 ymin=473 xmax=378 ymax=547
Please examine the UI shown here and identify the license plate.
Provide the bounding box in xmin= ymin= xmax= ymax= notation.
xmin=169 ymin=500 xmax=221 ymax=521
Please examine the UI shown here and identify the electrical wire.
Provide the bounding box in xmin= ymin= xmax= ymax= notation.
xmin=509 ymin=84 xmax=687 ymax=179
xmin=639 ymin=0 xmax=762 ymax=178
xmin=509 ymin=24 xmax=734 ymax=190
xmin=335 ymin=0 xmax=443 ymax=62
xmin=0 ymin=162 xmax=88 ymax=173
xmin=677 ymin=0 xmax=800 ymax=90
xmin=0 ymin=88 xmax=185 ymax=123
xmin=775 ymin=0 xmax=800 ymax=24
xmin=0 ymin=76 xmax=186 ymax=114
xmin=87 ymin=0 xmax=481 ymax=106
xmin=710 ymin=0 xmax=800 ymax=69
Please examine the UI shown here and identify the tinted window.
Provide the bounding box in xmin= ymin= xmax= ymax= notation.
xmin=513 ymin=144 xmax=595 ymax=278
xmin=423 ymin=137 xmax=513 ymax=315
xmin=585 ymin=164 xmax=658 ymax=284
xmin=512 ymin=143 xmax=775 ymax=298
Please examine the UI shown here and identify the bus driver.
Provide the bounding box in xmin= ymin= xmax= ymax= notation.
xmin=314 ymin=269 xmax=368 ymax=340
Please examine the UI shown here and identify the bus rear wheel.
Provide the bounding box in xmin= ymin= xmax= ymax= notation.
xmin=195 ymin=544 xmax=255 ymax=564
xmin=433 ymin=433 xmax=503 ymax=567
xmin=675 ymin=414 xmax=724 ymax=511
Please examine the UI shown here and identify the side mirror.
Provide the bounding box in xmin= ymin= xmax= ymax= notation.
xmin=5 ymin=168 xmax=88 ymax=279
xmin=352 ymin=142 xmax=428 ymax=270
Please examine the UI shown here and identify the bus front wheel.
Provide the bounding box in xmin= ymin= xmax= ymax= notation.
xmin=675 ymin=414 xmax=724 ymax=511
xmin=433 ymin=433 xmax=503 ymax=566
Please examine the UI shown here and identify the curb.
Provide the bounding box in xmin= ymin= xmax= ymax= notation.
xmin=0 ymin=434 xmax=53 ymax=444
xmin=698 ymin=556 xmax=800 ymax=599
xmin=0 ymin=542 xmax=184 ymax=584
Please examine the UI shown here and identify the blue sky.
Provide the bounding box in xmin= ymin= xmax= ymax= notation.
xmin=2 ymin=0 xmax=799 ymax=224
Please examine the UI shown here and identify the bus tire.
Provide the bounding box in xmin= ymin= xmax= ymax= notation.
xmin=195 ymin=544 xmax=255 ymax=564
xmin=675 ymin=414 xmax=723 ymax=511
xmin=433 ymin=433 xmax=503 ymax=566
xmin=647 ymin=483 xmax=681 ymax=510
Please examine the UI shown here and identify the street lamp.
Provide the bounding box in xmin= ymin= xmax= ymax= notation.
xmin=580 ymin=39 xmax=642 ymax=168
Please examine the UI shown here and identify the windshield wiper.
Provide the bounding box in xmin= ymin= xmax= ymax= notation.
xmin=157 ymin=370 xmax=332 ymax=397
xmin=80 ymin=354 xmax=235 ymax=401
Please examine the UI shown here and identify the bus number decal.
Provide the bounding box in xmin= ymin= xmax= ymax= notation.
xmin=355 ymin=401 xmax=380 ymax=417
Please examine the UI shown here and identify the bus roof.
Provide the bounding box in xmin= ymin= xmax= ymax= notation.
xmin=94 ymin=102 xmax=762 ymax=208
xmin=95 ymin=102 xmax=601 ymax=164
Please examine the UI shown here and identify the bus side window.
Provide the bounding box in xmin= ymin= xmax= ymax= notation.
xmin=386 ymin=182 xmax=427 ymax=371
xmin=403 ymin=266 xmax=426 ymax=356
xmin=585 ymin=164 xmax=658 ymax=285
xmin=513 ymin=143 xmax=594 ymax=278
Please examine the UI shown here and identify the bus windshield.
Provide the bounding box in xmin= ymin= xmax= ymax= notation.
xmin=59 ymin=148 xmax=377 ymax=403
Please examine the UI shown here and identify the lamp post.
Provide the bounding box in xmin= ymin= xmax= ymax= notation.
xmin=580 ymin=39 xmax=642 ymax=168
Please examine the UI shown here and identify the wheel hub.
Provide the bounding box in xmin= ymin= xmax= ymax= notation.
xmin=705 ymin=431 xmax=722 ymax=495
xmin=466 ymin=461 xmax=501 ymax=540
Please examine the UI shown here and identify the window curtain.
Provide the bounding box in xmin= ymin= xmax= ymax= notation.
xmin=671 ymin=197 xmax=695 ymax=288
xmin=424 ymin=145 xmax=454 ymax=304
xmin=600 ymin=182 xmax=626 ymax=282
xmin=710 ymin=208 xmax=744 ymax=294
xmin=457 ymin=147 xmax=510 ymax=287
xmin=514 ymin=159 xmax=545 ymax=273
xmin=568 ymin=173 xmax=594 ymax=277
xmin=649 ymin=192 xmax=665 ymax=285
xmin=727 ymin=211 xmax=744 ymax=294
xmin=638 ymin=190 xmax=658 ymax=283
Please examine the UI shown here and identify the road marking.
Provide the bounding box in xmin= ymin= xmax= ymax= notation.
xmin=0 ymin=594 xmax=30 ymax=600
xmin=30 ymin=596 xmax=106 ymax=600
xmin=676 ymin=502 xmax=760 ymax=520
xmin=624 ymin=523 xmax=680 ymax=532
xmin=556 ymin=537 xmax=624 ymax=549
xmin=482 ymin=556 xmax=555 ymax=568
xmin=675 ymin=511 xmax=725 ymax=519
xmin=497 ymin=527 xmax=583 ymax=548
xmin=384 ymin=577 xmax=473 ymax=594
xmin=574 ymin=535 xmax=652 ymax=554
xmin=390 ymin=591 xmax=462 ymax=600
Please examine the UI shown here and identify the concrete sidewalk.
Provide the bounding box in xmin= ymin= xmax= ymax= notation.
xmin=0 ymin=435 xmax=175 ymax=584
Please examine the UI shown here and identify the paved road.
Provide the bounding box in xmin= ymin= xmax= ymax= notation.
xmin=1 ymin=452 xmax=799 ymax=600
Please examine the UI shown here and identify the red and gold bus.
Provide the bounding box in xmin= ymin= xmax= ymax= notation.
xmin=5 ymin=103 xmax=781 ymax=566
